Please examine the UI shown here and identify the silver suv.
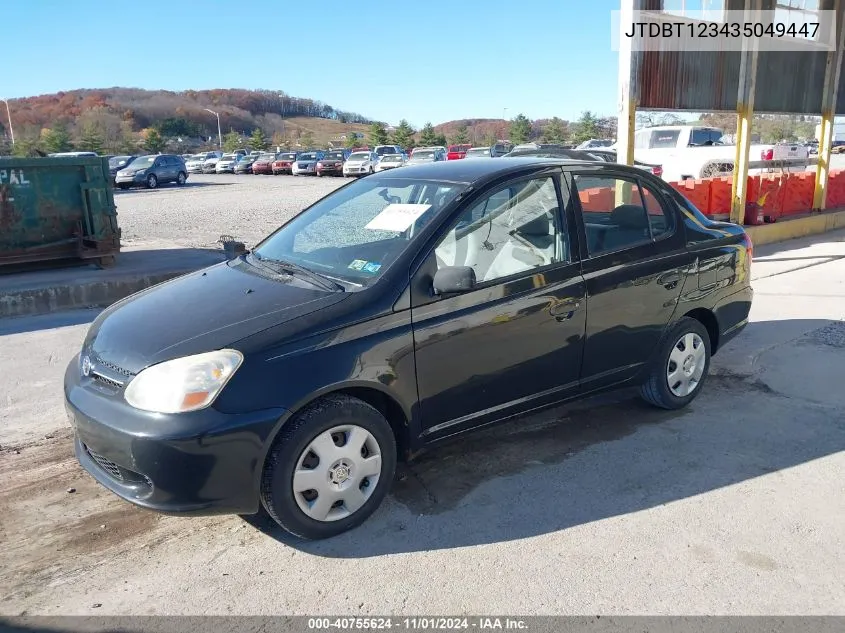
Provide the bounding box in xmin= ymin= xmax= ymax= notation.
xmin=115 ymin=154 xmax=188 ymax=190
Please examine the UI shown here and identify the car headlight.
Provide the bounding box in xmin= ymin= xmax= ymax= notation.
xmin=124 ymin=349 xmax=243 ymax=414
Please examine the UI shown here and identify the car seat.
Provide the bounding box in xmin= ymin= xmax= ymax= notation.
xmin=600 ymin=204 xmax=650 ymax=252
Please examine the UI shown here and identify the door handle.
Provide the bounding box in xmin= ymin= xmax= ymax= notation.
xmin=550 ymin=299 xmax=581 ymax=321
xmin=658 ymin=272 xmax=681 ymax=289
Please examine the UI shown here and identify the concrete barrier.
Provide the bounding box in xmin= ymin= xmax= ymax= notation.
xmin=0 ymin=241 xmax=227 ymax=318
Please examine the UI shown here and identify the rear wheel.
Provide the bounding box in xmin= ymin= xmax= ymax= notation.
xmin=260 ymin=394 xmax=396 ymax=540
xmin=640 ymin=316 xmax=711 ymax=410
xmin=146 ymin=174 xmax=158 ymax=189
xmin=176 ymin=172 xmax=187 ymax=185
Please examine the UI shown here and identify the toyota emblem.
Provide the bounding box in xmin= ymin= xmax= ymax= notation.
xmin=81 ymin=355 xmax=92 ymax=377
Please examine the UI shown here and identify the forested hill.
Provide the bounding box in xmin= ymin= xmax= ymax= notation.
xmin=7 ymin=87 xmax=373 ymax=138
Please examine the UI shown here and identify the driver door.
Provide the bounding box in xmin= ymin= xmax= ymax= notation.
xmin=410 ymin=172 xmax=586 ymax=441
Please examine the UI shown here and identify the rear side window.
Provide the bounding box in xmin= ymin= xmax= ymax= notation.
xmin=649 ymin=130 xmax=680 ymax=148
xmin=572 ymin=174 xmax=672 ymax=256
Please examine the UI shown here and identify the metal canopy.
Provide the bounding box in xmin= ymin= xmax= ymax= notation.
xmin=634 ymin=0 xmax=843 ymax=115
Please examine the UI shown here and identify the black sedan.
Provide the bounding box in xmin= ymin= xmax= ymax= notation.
xmin=64 ymin=158 xmax=753 ymax=539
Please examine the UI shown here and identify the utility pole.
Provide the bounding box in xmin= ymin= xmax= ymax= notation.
xmin=204 ymin=108 xmax=222 ymax=149
xmin=0 ymin=98 xmax=15 ymax=146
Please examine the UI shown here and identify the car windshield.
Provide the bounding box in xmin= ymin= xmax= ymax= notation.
xmin=326 ymin=152 xmax=345 ymax=160
xmin=411 ymin=150 xmax=434 ymax=159
xmin=131 ymin=156 xmax=156 ymax=168
xmin=221 ymin=154 xmax=236 ymax=160
xmin=258 ymin=154 xmax=276 ymax=161
xmin=382 ymin=155 xmax=401 ymax=162
xmin=375 ymin=147 xmax=396 ymax=155
xmin=465 ymin=148 xmax=489 ymax=157
xmin=299 ymin=153 xmax=317 ymax=160
xmin=253 ymin=176 xmax=466 ymax=286
xmin=279 ymin=153 xmax=297 ymax=160
xmin=109 ymin=155 xmax=133 ymax=168
xmin=348 ymin=152 xmax=370 ymax=161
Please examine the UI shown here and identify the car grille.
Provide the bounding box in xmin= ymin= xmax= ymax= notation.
xmin=96 ymin=358 xmax=133 ymax=377
xmin=92 ymin=373 xmax=123 ymax=389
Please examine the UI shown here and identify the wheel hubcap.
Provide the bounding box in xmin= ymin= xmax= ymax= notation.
xmin=667 ymin=332 xmax=706 ymax=397
xmin=292 ymin=425 xmax=382 ymax=522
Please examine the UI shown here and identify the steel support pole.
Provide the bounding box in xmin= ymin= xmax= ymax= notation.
xmin=730 ymin=0 xmax=761 ymax=225
xmin=616 ymin=0 xmax=641 ymax=206
xmin=813 ymin=0 xmax=845 ymax=210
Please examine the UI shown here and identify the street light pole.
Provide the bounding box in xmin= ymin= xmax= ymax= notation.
xmin=204 ymin=108 xmax=221 ymax=149
xmin=0 ymin=98 xmax=14 ymax=146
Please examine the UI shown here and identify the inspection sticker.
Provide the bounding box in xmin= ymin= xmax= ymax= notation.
xmin=348 ymin=259 xmax=368 ymax=271
xmin=364 ymin=204 xmax=431 ymax=232
xmin=362 ymin=262 xmax=382 ymax=273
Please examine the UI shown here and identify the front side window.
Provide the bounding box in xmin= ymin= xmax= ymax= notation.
xmin=434 ymin=177 xmax=565 ymax=284
xmin=572 ymin=174 xmax=671 ymax=255
xmin=254 ymin=176 xmax=465 ymax=285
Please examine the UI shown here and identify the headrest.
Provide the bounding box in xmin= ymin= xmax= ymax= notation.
xmin=610 ymin=205 xmax=648 ymax=229
xmin=517 ymin=212 xmax=552 ymax=237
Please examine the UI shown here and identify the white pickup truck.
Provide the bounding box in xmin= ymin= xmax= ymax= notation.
xmin=620 ymin=125 xmax=809 ymax=182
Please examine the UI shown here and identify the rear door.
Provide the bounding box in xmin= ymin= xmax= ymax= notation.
xmin=565 ymin=167 xmax=692 ymax=391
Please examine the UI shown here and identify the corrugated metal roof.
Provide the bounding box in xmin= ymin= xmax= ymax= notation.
xmin=634 ymin=0 xmax=842 ymax=114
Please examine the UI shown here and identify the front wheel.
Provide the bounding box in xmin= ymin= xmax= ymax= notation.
xmin=176 ymin=172 xmax=187 ymax=185
xmin=260 ymin=394 xmax=397 ymax=540
xmin=639 ymin=316 xmax=711 ymax=410
xmin=146 ymin=174 xmax=158 ymax=189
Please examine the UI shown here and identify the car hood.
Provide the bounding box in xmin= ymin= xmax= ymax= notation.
xmin=85 ymin=259 xmax=349 ymax=374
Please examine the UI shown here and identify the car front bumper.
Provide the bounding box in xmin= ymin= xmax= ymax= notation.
xmin=115 ymin=173 xmax=146 ymax=184
xmin=64 ymin=355 xmax=286 ymax=515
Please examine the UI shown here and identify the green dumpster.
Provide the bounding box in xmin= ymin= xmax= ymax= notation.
xmin=0 ymin=156 xmax=121 ymax=269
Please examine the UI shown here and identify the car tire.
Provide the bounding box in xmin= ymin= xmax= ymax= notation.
xmin=117 ymin=184 xmax=130 ymax=190
xmin=639 ymin=316 xmax=711 ymax=410
xmin=146 ymin=174 xmax=158 ymax=189
xmin=176 ymin=172 xmax=187 ymax=186
xmin=260 ymin=394 xmax=397 ymax=540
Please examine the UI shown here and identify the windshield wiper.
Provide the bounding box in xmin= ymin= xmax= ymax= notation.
xmin=251 ymin=253 xmax=344 ymax=292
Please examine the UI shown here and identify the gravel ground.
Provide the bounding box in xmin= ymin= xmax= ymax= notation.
xmin=114 ymin=173 xmax=347 ymax=249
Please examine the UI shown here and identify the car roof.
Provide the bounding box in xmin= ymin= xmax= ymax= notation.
xmin=374 ymin=156 xmax=615 ymax=184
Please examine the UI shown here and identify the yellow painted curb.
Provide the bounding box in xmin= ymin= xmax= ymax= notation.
xmin=744 ymin=209 xmax=845 ymax=246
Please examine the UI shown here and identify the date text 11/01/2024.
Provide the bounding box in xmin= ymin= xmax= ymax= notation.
xmin=307 ymin=618 xmax=528 ymax=630
xmin=624 ymin=21 xmax=819 ymax=38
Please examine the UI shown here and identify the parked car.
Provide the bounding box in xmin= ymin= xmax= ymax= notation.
xmin=407 ymin=147 xmax=445 ymax=164
xmin=374 ymin=145 xmax=403 ymax=158
xmin=252 ymin=153 xmax=279 ymax=175
xmin=579 ymin=149 xmax=664 ymax=178
xmin=108 ymin=155 xmax=138 ymax=183
xmin=464 ymin=147 xmax=493 ymax=159
xmin=342 ymin=151 xmax=379 ymax=176
xmin=48 ymin=151 xmax=99 ymax=157
xmin=114 ymin=154 xmax=188 ymax=189
xmin=65 ymin=157 xmax=753 ymax=540
xmin=447 ymin=144 xmax=472 ymax=160
xmin=316 ymin=150 xmax=350 ymax=177
xmin=374 ymin=154 xmax=407 ymax=171
xmin=491 ymin=142 xmax=513 ymax=157
xmin=576 ymin=139 xmax=615 ymax=150
xmin=234 ymin=155 xmax=258 ymax=174
xmin=185 ymin=153 xmax=210 ymax=174
xmin=292 ymin=151 xmax=326 ymax=176
xmin=215 ymin=154 xmax=240 ymax=174
xmin=272 ymin=152 xmax=299 ymax=175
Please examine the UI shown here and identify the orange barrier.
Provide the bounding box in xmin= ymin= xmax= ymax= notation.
xmin=826 ymin=170 xmax=845 ymax=208
xmin=579 ymin=187 xmax=613 ymax=212
xmin=669 ymin=179 xmax=710 ymax=215
xmin=780 ymin=173 xmax=815 ymax=217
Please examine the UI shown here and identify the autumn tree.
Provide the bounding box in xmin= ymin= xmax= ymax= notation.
xmin=300 ymin=130 xmax=315 ymax=149
xmin=344 ymin=133 xmax=360 ymax=149
xmin=271 ymin=131 xmax=285 ymax=149
xmin=509 ymin=114 xmax=532 ymax=144
xmin=222 ymin=129 xmax=242 ymax=152
xmin=482 ymin=132 xmax=497 ymax=147
xmin=418 ymin=122 xmax=437 ymax=146
xmin=143 ymin=128 xmax=165 ymax=153
xmin=390 ymin=120 xmax=415 ymax=149
xmin=450 ymin=123 xmax=469 ymax=145
xmin=250 ymin=127 xmax=269 ymax=151
xmin=368 ymin=122 xmax=388 ymax=146
xmin=41 ymin=124 xmax=72 ymax=153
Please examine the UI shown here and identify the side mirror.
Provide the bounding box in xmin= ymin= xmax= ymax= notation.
xmin=433 ymin=266 xmax=476 ymax=295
